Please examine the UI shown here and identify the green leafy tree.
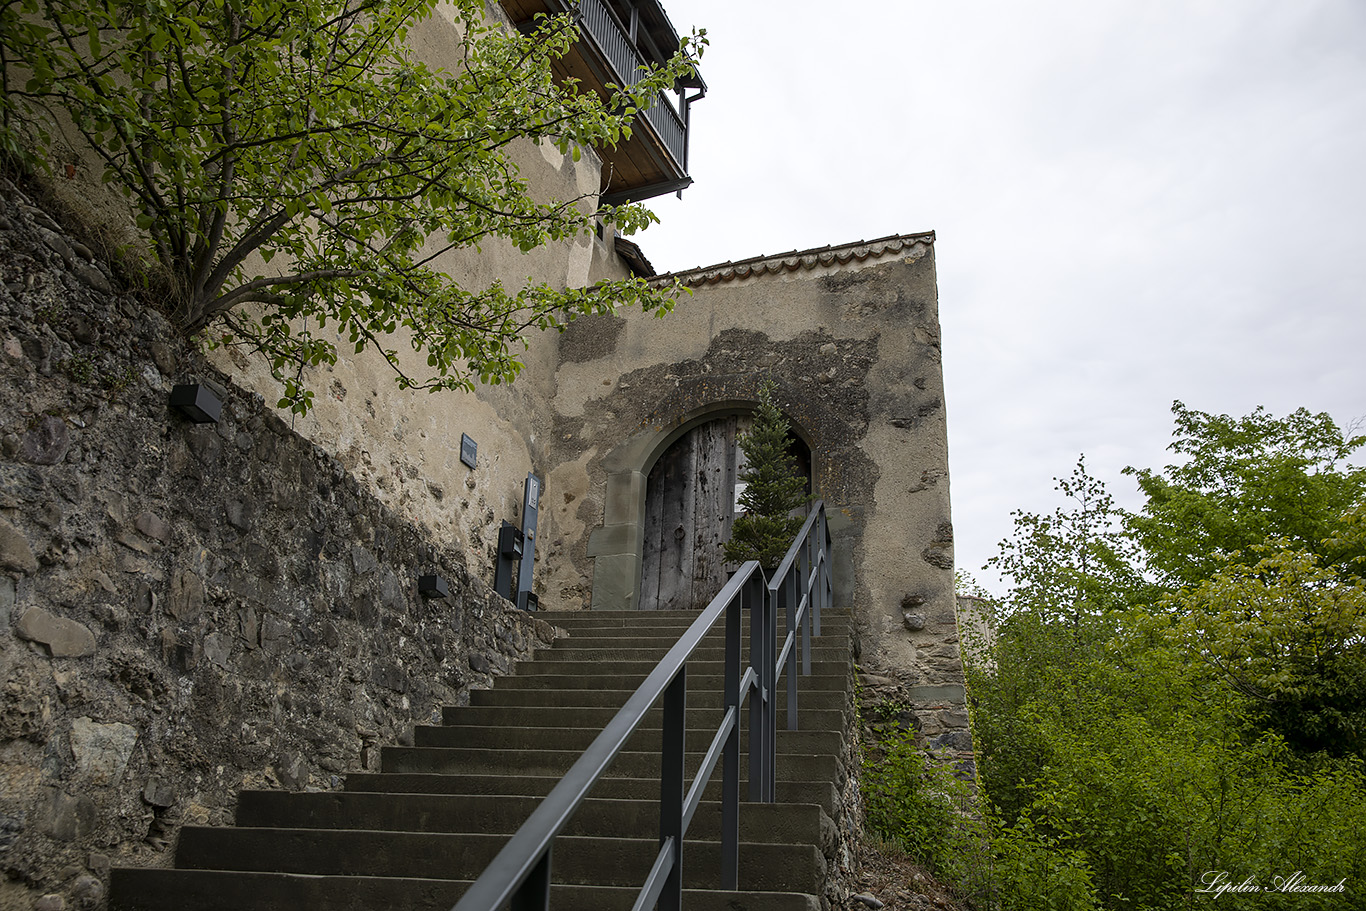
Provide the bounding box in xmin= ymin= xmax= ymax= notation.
xmin=987 ymin=455 xmax=1151 ymax=624
xmin=723 ymin=383 xmax=807 ymax=571
xmin=970 ymin=411 xmax=1366 ymax=909
xmin=1124 ymin=401 xmax=1366 ymax=586
xmin=1165 ymin=512 xmax=1366 ymax=758
xmin=1 ymin=0 xmax=704 ymax=412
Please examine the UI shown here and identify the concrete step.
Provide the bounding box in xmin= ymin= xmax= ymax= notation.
xmin=545 ymin=616 xmax=852 ymax=635
xmin=545 ymin=634 xmax=849 ymax=654
xmin=512 ymin=657 xmax=851 ymax=677
xmin=467 ymin=686 xmax=851 ymax=712
xmin=491 ymin=671 xmax=852 ymax=693
xmin=536 ymin=644 xmax=850 ymax=665
xmin=544 ymin=608 xmax=852 ymax=625
xmin=380 ymin=745 xmax=843 ymax=783
xmin=547 ymin=633 xmax=852 ymax=654
xmin=172 ymin=827 xmax=827 ymax=893
xmin=235 ymin=791 xmax=831 ymax=848
xmin=412 ymin=723 xmax=846 ymax=756
xmin=442 ymin=703 xmax=851 ymax=731
xmin=110 ymin=869 xmax=821 ymax=911
xmin=341 ymin=773 xmax=842 ymax=817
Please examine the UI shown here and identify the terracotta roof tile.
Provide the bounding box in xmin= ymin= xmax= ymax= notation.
xmin=651 ymin=231 xmax=935 ymax=287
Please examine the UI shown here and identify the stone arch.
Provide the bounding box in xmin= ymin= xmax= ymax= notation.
xmin=639 ymin=412 xmax=814 ymax=611
xmin=586 ymin=398 xmax=818 ymax=611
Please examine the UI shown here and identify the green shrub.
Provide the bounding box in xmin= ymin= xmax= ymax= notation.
xmin=861 ymin=728 xmax=967 ymax=871
xmin=990 ymin=814 xmax=1099 ymax=911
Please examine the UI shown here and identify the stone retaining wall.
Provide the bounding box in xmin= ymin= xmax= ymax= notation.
xmin=0 ymin=179 xmax=554 ymax=910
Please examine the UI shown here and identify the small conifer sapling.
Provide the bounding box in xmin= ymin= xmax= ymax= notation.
xmin=724 ymin=383 xmax=809 ymax=571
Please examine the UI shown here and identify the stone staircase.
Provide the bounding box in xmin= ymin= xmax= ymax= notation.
xmin=110 ymin=608 xmax=855 ymax=911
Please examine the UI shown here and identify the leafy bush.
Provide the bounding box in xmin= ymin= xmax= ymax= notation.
xmin=862 ymin=726 xmax=969 ymax=871
xmin=990 ymin=814 xmax=1098 ymax=911
xmin=971 ymin=406 xmax=1366 ymax=909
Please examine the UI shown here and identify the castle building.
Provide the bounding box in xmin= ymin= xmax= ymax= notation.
xmin=0 ymin=1 xmax=966 ymax=904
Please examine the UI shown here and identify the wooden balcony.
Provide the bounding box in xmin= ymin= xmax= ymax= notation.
xmin=498 ymin=0 xmax=705 ymax=205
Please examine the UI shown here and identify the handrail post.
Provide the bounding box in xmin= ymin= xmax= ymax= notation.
xmin=815 ymin=510 xmax=828 ymax=636
xmin=785 ymin=563 xmax=799 ymax=732
xmin=721 ymin=583 xmax=743 ymax=890
xmin=748 ymin=571 xmax=767 ymax=802
xmin=660 ymin=667 xmax=686 ymax=911
xmin=799 ymin=540 xmax=812 ymax=678
xmin=764 ymin=576 xmax=777 ymax=801
xmin=819 ymin=513 xmax=830 ymax=628
xmin=509 ymin=849 xmax=551 ymax=911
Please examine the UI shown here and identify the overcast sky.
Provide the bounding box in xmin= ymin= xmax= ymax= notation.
xmin=634 ymin=0 xmax=1366 ymax=593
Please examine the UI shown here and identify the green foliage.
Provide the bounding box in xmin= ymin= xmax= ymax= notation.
xmin=1124 ymin=401 xmax=1366 ymax=586
xmin=862 ymin=726 xmax=970 ymax=872
xmin=989 ymin=814 xmax=1099 ymax=911
xmin=1165 ymin=516 xmax=1366 ymax=758
xmin=987 ymin=456 xmax=1152 ymax=623
xmin=971 ymin=405 xmax=1366 ymax=909
xmin=860 ymin=694 xmax=1103 ymax=911
xmin=723 ymin=383 xmax=807 ymax=570
xmin=974 ymin=593 xmax=1366 ymax=908
xmin=2 ymin=0 xmax=704 ymax=412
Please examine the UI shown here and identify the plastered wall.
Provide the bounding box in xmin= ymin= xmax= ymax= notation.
xmin=540 ymin=240 xmax=957 ymax=676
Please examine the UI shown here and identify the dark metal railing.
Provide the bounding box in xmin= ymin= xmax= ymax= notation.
xmin=574 ymin=0 xmax=688 ymax=170
xmin=451 ymin=502 xmax=832 ymax=911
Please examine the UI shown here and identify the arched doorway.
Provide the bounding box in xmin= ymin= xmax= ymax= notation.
xmin=638 ymin=415 xmax=812 ymax=610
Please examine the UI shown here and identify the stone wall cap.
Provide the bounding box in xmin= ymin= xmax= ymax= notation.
xmin=652 ymin=231 xmax=936 ymax=288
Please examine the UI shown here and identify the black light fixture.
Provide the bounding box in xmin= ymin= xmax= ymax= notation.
xmin=418 ymin=574 xmax=450 ymax=600
xmin=170 ymin=383 xmax=222 ymax=424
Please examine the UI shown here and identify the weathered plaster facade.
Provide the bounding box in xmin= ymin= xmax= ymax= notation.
xmin=542 ymin=236 xmax=955 ymax=669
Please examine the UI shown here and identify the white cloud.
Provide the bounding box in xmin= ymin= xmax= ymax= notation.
xmin=638 ymin=0 xmax=1366 ymax=592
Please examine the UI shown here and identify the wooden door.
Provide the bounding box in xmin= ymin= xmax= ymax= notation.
xmin=639 ymin=417 xmax=740 ymax=611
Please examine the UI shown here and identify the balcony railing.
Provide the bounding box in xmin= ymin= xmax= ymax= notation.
xmin=576 ymin=0 xmax=688 ymax=173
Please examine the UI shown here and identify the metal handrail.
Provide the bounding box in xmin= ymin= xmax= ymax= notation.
xmin=756 ymin=505 xmax=833 ymax=800
xmin=451 ymin=502 xmax=832 ymax=911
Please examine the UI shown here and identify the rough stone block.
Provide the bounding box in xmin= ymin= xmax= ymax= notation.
xmin=142 ymin=776 xmax=176 ymax=808
xmin=15 ymin=607 xmax=97 ymax=657
xmin=930 ymin=730 xmax=973 ymax=752
xmin=134 ymin=510 xmax=171 ymax=541
xmin=37 ymin=788 xmax=95 ymax=841
xmin=168 ymin=568 xmax=204 ymax=621
xmin=203 ymin=631 xmax=232 ymax=669
xmin=0 ymin=575 xmax=14 ymax=631
xmin=20 ymin=415 xmax=70 ymax=465
xmin=906 ymin=684 xmax=965 ymax=704
xmin=71 ymin=717 xmax=139 ymax=785
xmin=0 ymin=517 xmax=39 ymax=574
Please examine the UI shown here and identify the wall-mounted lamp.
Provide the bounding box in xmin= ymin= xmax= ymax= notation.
xmin=418 ymin=574 xmax=450 ymax=600
xmin=170 ymin=383 xmax=222 ymax=424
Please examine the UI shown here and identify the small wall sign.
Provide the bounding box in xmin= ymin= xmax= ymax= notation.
xmin=460 ymin=433 xmax=478 ymax=469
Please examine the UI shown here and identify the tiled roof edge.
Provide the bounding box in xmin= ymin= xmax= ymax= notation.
xmin=650 ymin=231 xmax=935 ymax=287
